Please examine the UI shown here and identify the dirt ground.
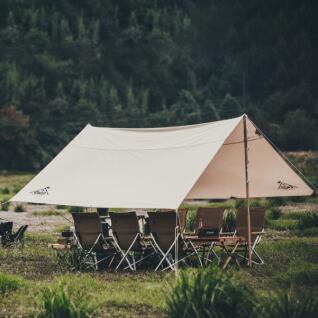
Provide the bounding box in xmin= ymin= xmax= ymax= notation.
xmin=0 ymin=204 xmax=70 ymax=233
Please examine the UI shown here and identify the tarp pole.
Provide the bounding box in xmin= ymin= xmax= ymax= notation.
xmin=243 ymin=115 xmax=252 ymax=267
xmin=175 ymin=210 xmax=179 ymax=275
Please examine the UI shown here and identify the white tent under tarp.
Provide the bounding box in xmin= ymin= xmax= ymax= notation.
xmin=10 ymin=114 xmax=313 ymax=209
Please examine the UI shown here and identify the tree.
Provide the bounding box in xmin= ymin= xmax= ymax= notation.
xmin=219 ymin=94 xmax=242 ymax=119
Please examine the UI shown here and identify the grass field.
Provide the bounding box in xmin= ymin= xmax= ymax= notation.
xmin=0 ymin=152 xmax=317 ymax=317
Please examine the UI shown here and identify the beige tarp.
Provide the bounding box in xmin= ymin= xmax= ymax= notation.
xmin=10 ymin=115 xmax=313 ymax=209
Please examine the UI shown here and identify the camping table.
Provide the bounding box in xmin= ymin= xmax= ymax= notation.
xmin=216 ymin=236 xmax=244 ymax=269
xmin=184 ymin=235 xmax=244 ymax=268
xmin=184 ymin=235 xmax=221 ymax=266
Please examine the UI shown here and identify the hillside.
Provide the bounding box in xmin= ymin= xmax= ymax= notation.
xmin=0 ymin=0 xmax=318 ymax=170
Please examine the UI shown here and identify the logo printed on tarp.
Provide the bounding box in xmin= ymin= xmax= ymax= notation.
xmin=277 ymin=181 xmax=297 ymax=190
xmin=30 ymin=186 xmax=50 ymax=195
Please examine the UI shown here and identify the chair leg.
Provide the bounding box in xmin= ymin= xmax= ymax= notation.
xmin=114 ymin=233 xmax=140 ymax=271
xmin=154 ymin=234 xmax=180 ymax=271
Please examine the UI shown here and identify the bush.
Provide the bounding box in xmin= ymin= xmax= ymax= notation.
xmin=261 ymin=292 xmax=318 ymax=318
xmin=36 ymin=280 xmax=96 ymax=318
xmin=12 ymin=184 xmax=22 ymax=194
xmin=67 ymin=206 xmax=84 ymax=213
xmin=0 ymin=273 xmax=25 ymax=293
xmin=1 ymin=201 xmax=10 ymax=211
xmin=56 ymin=205 xmax=66 ymax=210
xmin=1 ymin=187 xmax=10 ymax=194
xmin=267 ymin=197 xmax=286 ymax=207
xmin=166 ymin=266 xmax=256 ymax=318
xmin=267 ymin=208 xmax=282 ymax=220
xmin=14 ymin=204 xmax=26 ymax=212
xmin=297 ymin=212 xmax=318 ymax=230
xmin=186 ymin=208 xmax=196 ymax=232
xmin=234 ymin=199 xmax=245 ymax=208
xmin=223 ymin=208 xmax=236 ymax=232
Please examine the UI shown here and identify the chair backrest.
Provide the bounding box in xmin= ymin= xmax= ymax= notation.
xmin=13 ymin=225 xmax=28 ymax=241
xmin=195 ymin=207 xmax=225 ymax=237
xmin=0 ymin=222 xmax=13 ymax=236
xmin=236 ymin=208 xmax=265 ymax=242
xmin=177 ymin=208 xmax=189 ymax=232
xmin=109 ymin=212 xmax=141 ymax=250
xmin=148 ymin=211 xmax=179 ymax=252
xmin=72 ymin=213 xmax=102 ymax=249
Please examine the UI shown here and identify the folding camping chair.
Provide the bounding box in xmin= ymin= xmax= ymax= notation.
xmin=72 ymin=213 xmax=115 ymax=270
xmin=148 ymin=211 xmax=201 ymax=271
xmin=185 ymin=207 xmax=226 ymax=265
xmin=234 ymin=207 xmax=266 ymax=265
xmin=177 ymin=208 xmax=189 ymax=233
xmin=0 ymin=221 xmax=13 ymax=246
xmin=109 ymin=211 xmax=154 ymax=271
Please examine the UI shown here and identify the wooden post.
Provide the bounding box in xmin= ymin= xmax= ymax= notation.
xmin=243 ymin=115 xmax=252 ymax=267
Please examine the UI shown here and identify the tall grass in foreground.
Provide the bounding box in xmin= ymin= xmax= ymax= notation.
xmin=35 ymin=280 xmax=96 ymax=318
xmin=166 ymin=267 xmax=256 ymax=318
xmin=166 ymin=266 xmax=318 ymax=318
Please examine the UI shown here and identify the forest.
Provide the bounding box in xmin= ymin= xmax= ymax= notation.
xmin=0 ymin=0 xmax=317 ymax=170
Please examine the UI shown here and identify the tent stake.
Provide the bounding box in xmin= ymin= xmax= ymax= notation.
xmin=243 ymin=115 xmax=252 ymax=267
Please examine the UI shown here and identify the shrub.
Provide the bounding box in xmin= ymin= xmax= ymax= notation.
xmin=56 ymin=205 xmax=66 ymax=210
xmin=234 ymin=199 xmax=245 ymax=208
xmin=0 ymin=273 xmax=25 ymax=293
xmin=36 ymin=280 xmax=96 ymax=318
xmin=1 ymin=187 xmax=10 ymax=194
xmin=267 ymin=208 xmax=282 ymax=220
xmin=261 ymin=292 xmax=318 ymax=318
xmin=223 ymin=208 xmax=236 ymax=232
xmin=12 ymin=183 xmax=22 ymax=194
xmin=267 ymin=197 xmax=286 ymax=207
xmin=67 ymin=206 xmax=84 ymax=213
xmin=186 ymin=208 xmax=196 ymax=232
xmin=14 ymin=204 xmax=26 ymax=212
xmin=297 ymin=212 xmax=318 ymax=230
xmin=1 ymin=201 xmax=10 ymax=211
xmin=166 ymin=266 xmax=256 ymax=318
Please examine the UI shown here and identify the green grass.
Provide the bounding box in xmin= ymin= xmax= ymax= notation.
xmin=0 ymin=173 xmax=33 ymax=202
xmin=267 ymin=219 xmax=298 ymax=231
xmin=0 ymin=171 xmax=317 ymax=316
xmin=0 ymin=273 xmax=26 ymax=293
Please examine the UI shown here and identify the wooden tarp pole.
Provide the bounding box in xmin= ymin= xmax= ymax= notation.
xmin=243 ymin=115 xmax=252 ymax=267
xmin=175 ymin=209 xmax=179 ymax=276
